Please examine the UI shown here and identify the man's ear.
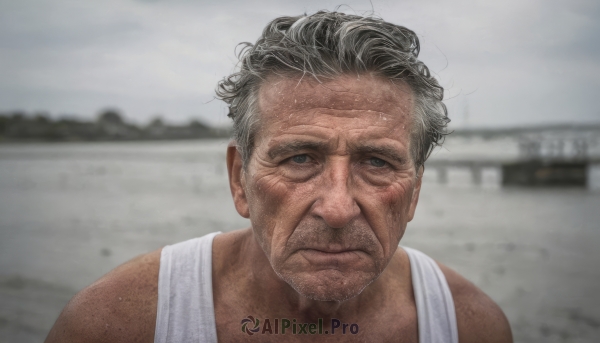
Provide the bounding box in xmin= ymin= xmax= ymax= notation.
xmin=226 ymin=142 xmax=250 ymax=218
xmin=407 ymin=165 xmax=424 ymax=222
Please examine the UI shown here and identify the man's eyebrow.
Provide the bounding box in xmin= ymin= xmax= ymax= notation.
xmin=352 ymin=145 xmax=409 ymax=164
xmin=267 ymin=140 xmax=329 ymax=159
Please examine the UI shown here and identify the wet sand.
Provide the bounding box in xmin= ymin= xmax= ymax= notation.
xmin=0 ymin=140 xmax=598 ymax=342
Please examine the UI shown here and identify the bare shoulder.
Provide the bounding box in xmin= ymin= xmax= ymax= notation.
xmin=436 ymin=262 xmax=513 ymax=343
xmin=45 ymin=248 xmax=162 ymax=343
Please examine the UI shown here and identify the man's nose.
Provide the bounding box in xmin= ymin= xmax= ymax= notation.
xmin=311 ymin=158 xmax=360 ymax=228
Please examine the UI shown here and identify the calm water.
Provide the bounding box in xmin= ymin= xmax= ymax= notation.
xmin=0 ymin=140 xmax=599 ymax=343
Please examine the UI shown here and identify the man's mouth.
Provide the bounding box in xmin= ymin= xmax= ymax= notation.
xmin=298 ymin=248 xmax=364 ymax=266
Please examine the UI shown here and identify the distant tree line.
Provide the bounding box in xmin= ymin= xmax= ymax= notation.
xmin=0 ymin=110 xmax=231 ymax=142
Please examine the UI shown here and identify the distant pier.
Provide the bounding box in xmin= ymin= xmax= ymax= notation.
xmin=425 ymin=125 xmax=600 ymax=190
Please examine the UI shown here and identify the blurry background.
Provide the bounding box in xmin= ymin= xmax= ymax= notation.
xmin=1 ymin=0 xmax=599 ymax=342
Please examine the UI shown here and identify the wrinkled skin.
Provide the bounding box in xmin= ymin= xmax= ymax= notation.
xmin=231 ymin=73 xmax=423 ymax=302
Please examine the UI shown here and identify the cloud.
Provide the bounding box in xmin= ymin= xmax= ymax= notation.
xmin=0 ymin=0 xmax=598 ymax=126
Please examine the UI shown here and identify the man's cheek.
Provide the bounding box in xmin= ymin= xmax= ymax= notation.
xmin=249 ymin=176 xmax=285 ymax=212
xmin=258 ymin=177 xmax=315 ymax=211
xmin=248 ymin=179 xmax=294 ymax=238
xmin=377 ymin=181 xmax=415 ymax=212
xmin=365 ymin=185 xmax=413 ymax=249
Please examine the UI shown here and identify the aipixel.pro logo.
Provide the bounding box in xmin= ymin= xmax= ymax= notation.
xmin=240 ymin=316 xmax=359 ymax=336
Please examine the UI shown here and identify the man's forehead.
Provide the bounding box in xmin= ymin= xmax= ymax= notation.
xmin=257 ymin=74 xmax=414 ymax=119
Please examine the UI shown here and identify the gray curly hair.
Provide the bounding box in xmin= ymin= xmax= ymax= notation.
xmin=216 ymin=11 xmax=449 ymax=169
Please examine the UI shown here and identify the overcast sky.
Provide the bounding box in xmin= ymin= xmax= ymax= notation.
xmin=1 ymin=0 xmax=599 ymax=128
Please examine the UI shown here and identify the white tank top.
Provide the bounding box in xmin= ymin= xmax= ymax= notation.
xmin=155 ymin=232 xmax=458 ymax=343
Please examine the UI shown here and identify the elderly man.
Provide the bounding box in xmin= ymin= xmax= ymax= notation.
xmin=46 ymin=11 xmax=512 ymax=343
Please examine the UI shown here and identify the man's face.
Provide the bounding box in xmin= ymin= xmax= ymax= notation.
xmin=230 ymin=74 xmax=422 ymax=302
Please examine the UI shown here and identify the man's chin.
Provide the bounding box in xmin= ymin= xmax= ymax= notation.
xmin=279 ymin=270 xmax=375 ymax=302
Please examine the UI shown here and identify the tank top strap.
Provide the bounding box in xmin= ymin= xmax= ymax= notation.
xmin=403 ymin=246 xmax=459 ymax=343
xmin=155 ymin=232 xmax=221 ymax=343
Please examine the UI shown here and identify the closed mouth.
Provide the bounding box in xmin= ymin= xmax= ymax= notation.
xmin=298 ymin=248 xmax=364 ymax=265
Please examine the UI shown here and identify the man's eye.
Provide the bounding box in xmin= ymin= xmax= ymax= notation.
xmin=291 ymin=154 xmax=309 ymax=164
xmin=369 ymin=157 xmax=386 ymax=167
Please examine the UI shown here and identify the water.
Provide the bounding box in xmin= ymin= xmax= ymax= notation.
xmin=0 ymin=140 xmax=599 ymax=342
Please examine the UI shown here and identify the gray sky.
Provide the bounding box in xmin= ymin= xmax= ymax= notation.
xmin=1 ymin=0 xmax=599 ymax=128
